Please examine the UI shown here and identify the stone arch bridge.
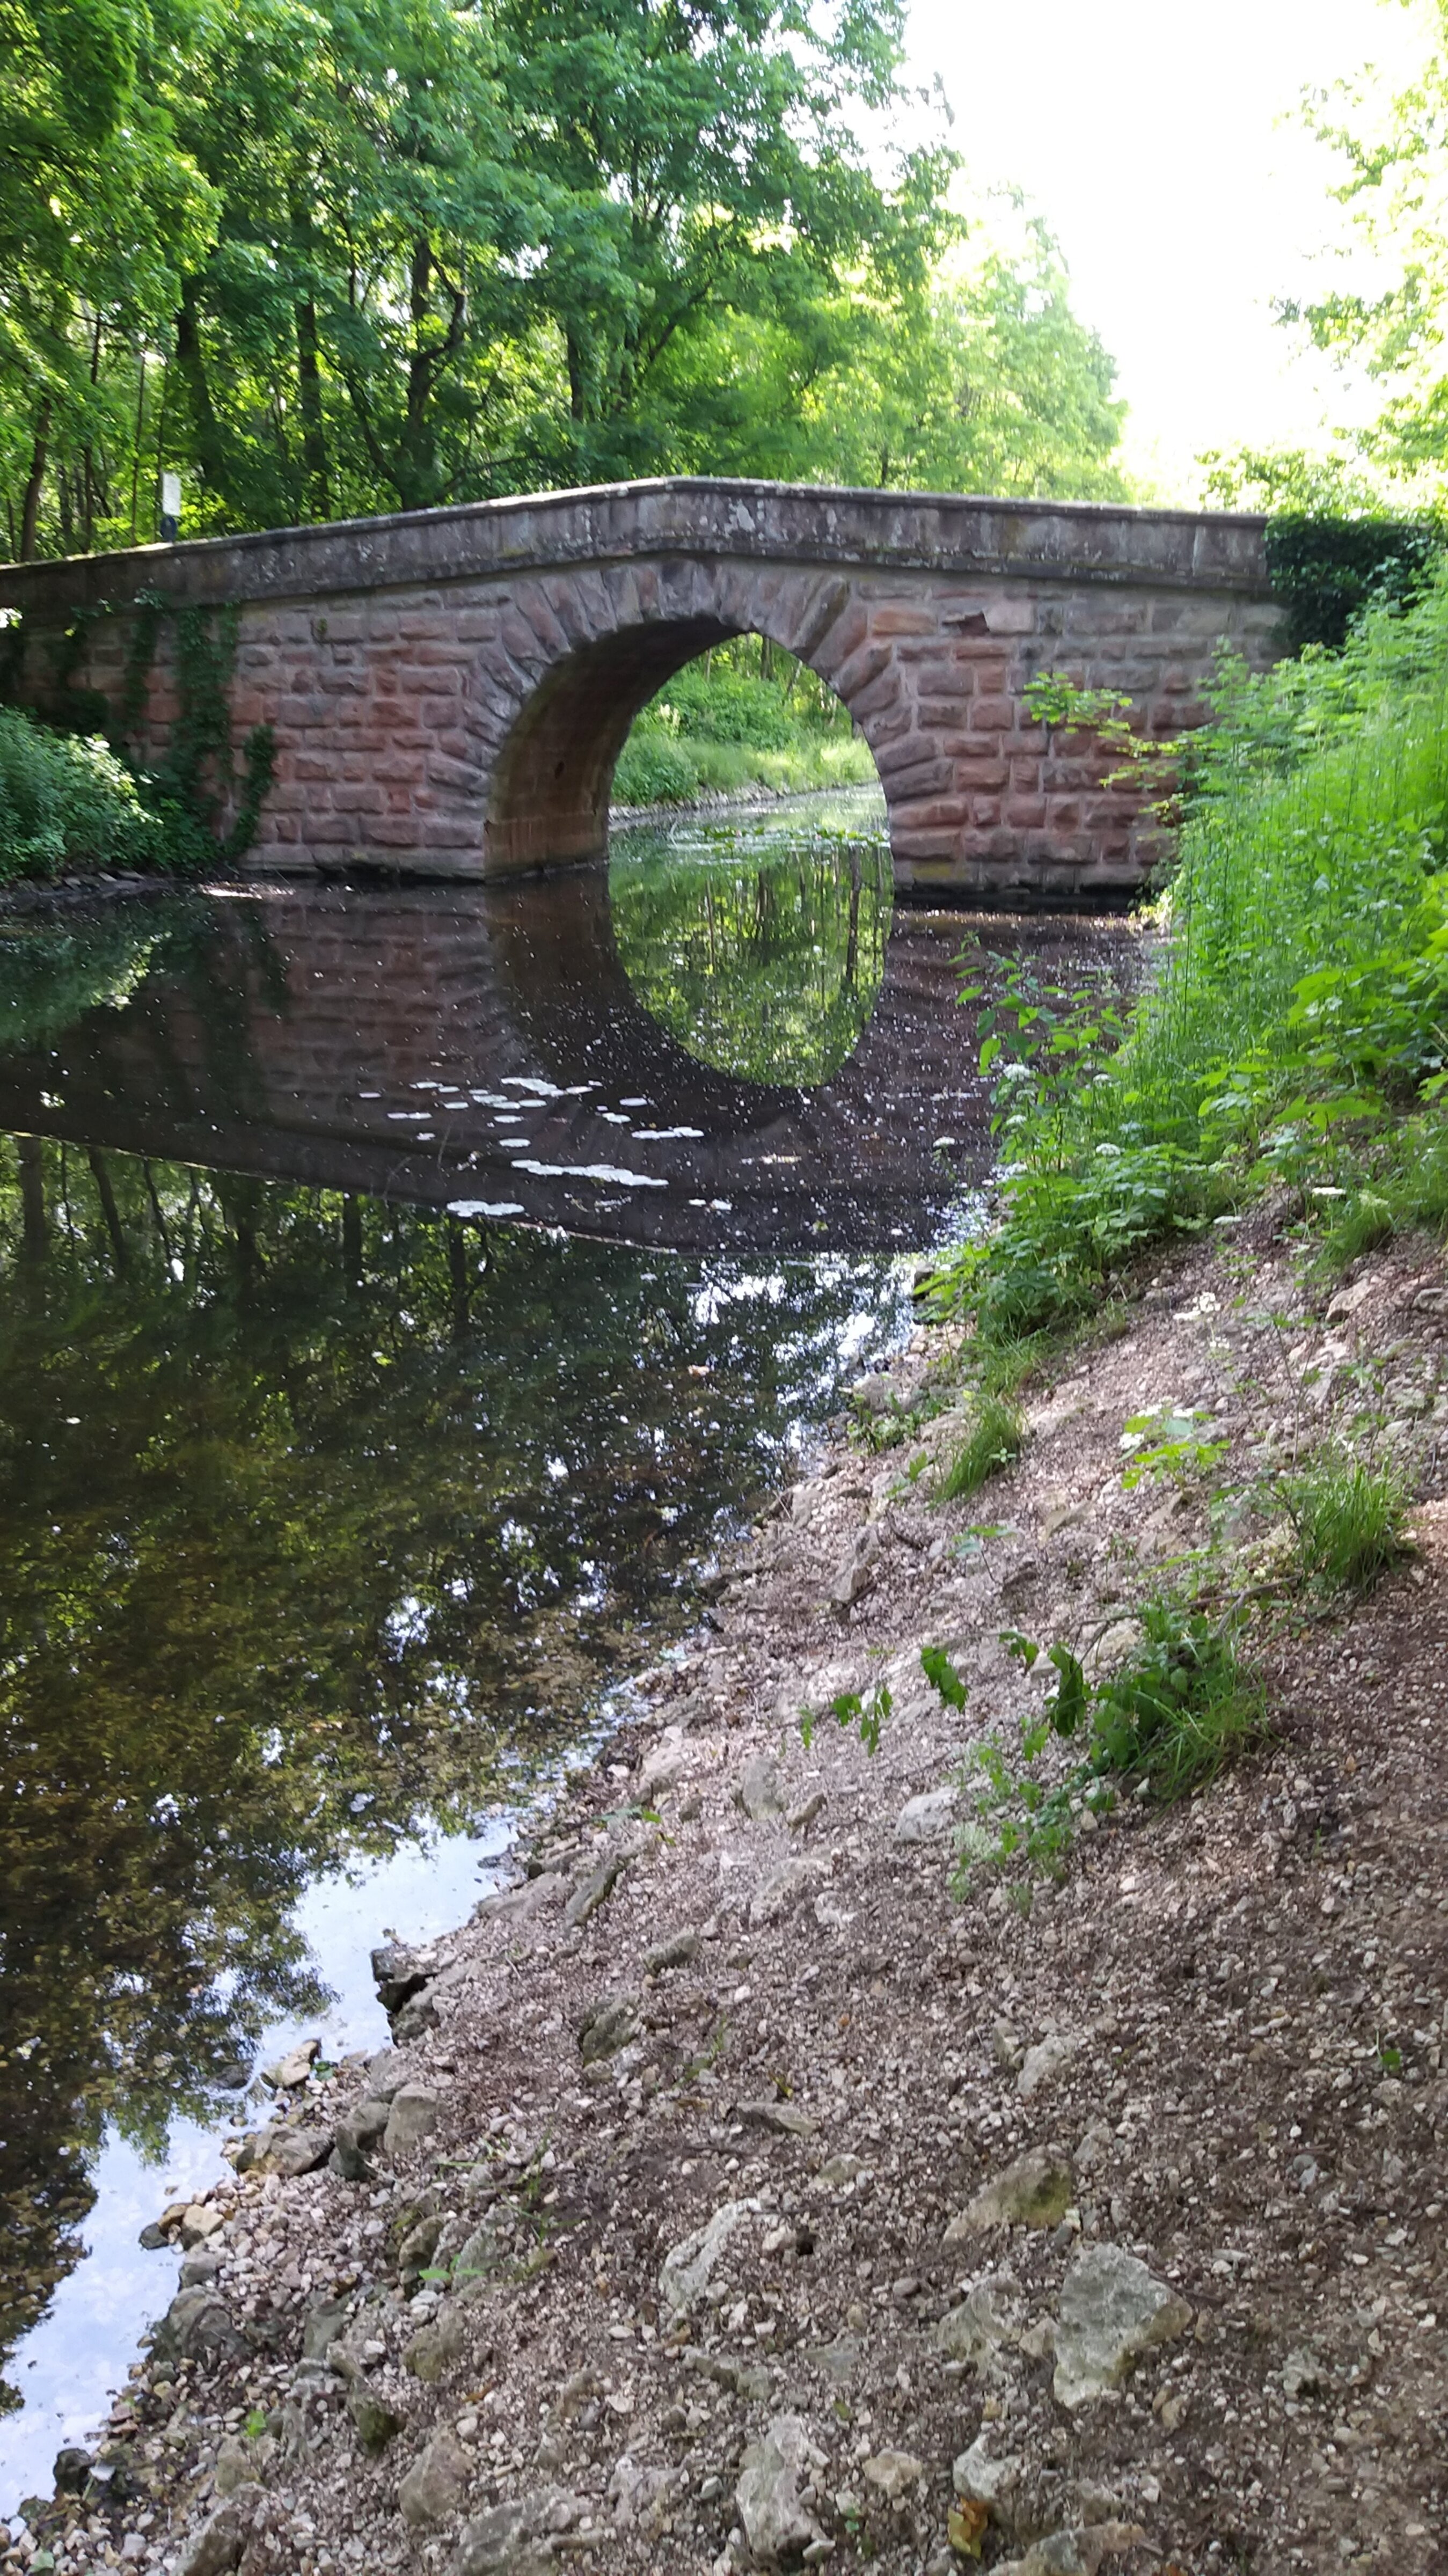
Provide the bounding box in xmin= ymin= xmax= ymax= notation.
xmin=0 ymin=478 xmax=1280 ymax=902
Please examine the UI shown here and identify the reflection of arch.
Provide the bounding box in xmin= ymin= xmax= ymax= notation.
xmin=483 ymin=562 xmax=873 ymax=876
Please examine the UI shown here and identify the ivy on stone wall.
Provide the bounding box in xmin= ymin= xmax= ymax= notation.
xmin=1 ymin=592 xmax=274 ymax=867
xmin=1266 ymin=511 xmax=1446 ymax=654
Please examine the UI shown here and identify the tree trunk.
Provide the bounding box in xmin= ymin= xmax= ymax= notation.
xmin=19 ymin=1137 xmax=47 ymax=1260
xmin=566 ymin=330 xmax=587 ymax=423
xmin=87 ymin=1147 xmax=129 ymax=1274
xmin=19 ymin=401 xmax=52 ymax=560
xmin=290 ymin=185 xmax=331 ymax=520
xmin=295 ymin=295 xmax=330 ymax=519
xmin=175 ymin=276 xmax=229 ymax=499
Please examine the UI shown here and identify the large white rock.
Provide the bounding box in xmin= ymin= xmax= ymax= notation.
xmin=735 ymin=2414 xmax=828 ymax=2563
xmin=659 ymin=2200 xmax=750 ymax=2315
xmin=1052 ymin=2243 xmax=1192 ymax=2407
xmin=894 ymin=1788 xmax=957 ymax=1843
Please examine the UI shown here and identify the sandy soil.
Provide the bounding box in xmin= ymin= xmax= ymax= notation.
xmin=7 ymin=1214 xmax=1446 ymax=2576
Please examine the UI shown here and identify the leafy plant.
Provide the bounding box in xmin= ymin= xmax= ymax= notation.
xmin=1281 ymin=1448 xmax=1409 ymax=1594
xmin=937 ymin=1394 xmax=1024 ymax=1500
xmin=0 ymin=707 xmax=172 ymax=882
xmin=925 ymin=1599 xmax=1266 ymax=1891
xmin=1079 ymin=1603 xmax=1267 ymax=1801
xmin=919 ymin=1645 xmax=968 ymax=1710
xmin=930 ymin=557 xmax=1448 ymax=1347
xmin=800 ymin=1678 xmax=893 ymax=1757
xmin=960 ymin=948 xmax=1128 ymax=1170
xmin=1119 ymin=1401 xmax=1231 ymax=1490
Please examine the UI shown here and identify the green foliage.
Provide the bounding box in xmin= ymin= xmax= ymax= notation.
xmin=931 ymin=561 xmax=1448 ymax=1342
xmin=936 ymin=1393 xmax=1023 ymax=1501
xmin=0 ymin=706 xmax=171 ymax=879
xmin=612 ymin=733 xmax=704 ymax=808
xmin=800 ymin=1677 xmax=893 ymax=1757
xmin=782 ymin=226 xmax=1127 ymax=500
xmin=654 ymin=665 xmax=800 ymax=751
xmin=615 ymin=638 xmax=872 ymax=808
xmin=1119 ymin=1401 xmax=1231 ymax=1491
xmin=932 ymin=1600 xmax=1265 ymax=1894
xmin=0 ymin=593 xmax=275 ymax=877
xmin=919 ymin=1644 xmax=968 ymax=1710
xmin=0 ymin=0 xmax=1131 ymax=560
xmin=1264 ymin=513 xmax=1446 ymax=654
xmin=960 ymin=946 xmax=1129 ymax=1172
xmin=1281 ymin=1449 xmax=1409 ymax=1596
xmin=1289 ymin=46 xmax=1448 ymax=486
xmin=1072 ymin=1603 xmax=1267 ymax=1802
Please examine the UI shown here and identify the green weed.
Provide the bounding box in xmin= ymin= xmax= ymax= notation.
xmin=931 ymin=560 xmax=1448 ymax=1339
xmin=926 ymin=1601 xmax=1265 ymax=1891
xmin=937 ymin=1393 xmax=1023 ymax=1500
xmin=800 ymin=1677 xmax=893 ymax=1757
xmin=1282 ymin=1448 xmax=1409 ymax=1594
xmin=1119 ymin=1401 xmax=1231 ymax=1489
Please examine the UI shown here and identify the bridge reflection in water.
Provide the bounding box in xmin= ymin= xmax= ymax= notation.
xmin=0 ymin=821 xmax=1137 ymax=1256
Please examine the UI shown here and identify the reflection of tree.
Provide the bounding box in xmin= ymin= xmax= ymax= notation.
xmin=0 ymin=1140 xmax=895 ymax=2407
xmin=0 ymin=894 xmax=293 ymax=1141
xmin=609 ymin=837 xmax=892 ymax=1086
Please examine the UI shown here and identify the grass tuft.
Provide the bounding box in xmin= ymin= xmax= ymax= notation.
xmin=937 ymin=1393 xmax=1023 ymax=1500
xmin=1089 ymin=1602 xmax=1268 ymax=1800
xmin=1282 ymin=1449 xmax=1410 ymax=1594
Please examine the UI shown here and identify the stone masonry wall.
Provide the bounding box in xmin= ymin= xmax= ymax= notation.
xmin=0 ymin=479 xmax=1283 ymax=901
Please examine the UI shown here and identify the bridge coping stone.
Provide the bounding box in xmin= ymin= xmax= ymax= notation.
xmin=0 ymin=476 xmax=1272 ymax=618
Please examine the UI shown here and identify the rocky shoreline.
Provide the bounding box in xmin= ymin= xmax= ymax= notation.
xmin=6 ymin=1216 xmax=1447 ymax=2576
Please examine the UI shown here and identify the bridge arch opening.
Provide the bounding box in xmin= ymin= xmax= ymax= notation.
xmin=602 ymin=629 xmax=891 ymax=1087
xmin=486 ymin=616 xmax=894 ymax=1086
xmin=485 ymin=616 xmax=742 ymax=875
xmin=483 ymin=610 xmax=888 ymax=875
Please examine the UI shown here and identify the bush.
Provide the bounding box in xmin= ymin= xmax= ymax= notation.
xmin=1079 ymin=1601 xmax=1267 ymax=1800
xmin=655 ymin=665 xmax=800 ymax=749
xmin=0 ymin=707 xmax=174 ymax=882
xmin=931 ymin=557 xmax=1448 ymax=1343
xmin=1266 ymin=510 xmax=1445 ymax=653
xmin=937 ymin=1600 xmax=1266 ymax=1893
xmin=612 ymin=733 xmax=701 ymax=807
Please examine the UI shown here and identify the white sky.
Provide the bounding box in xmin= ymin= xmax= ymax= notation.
xmin=901 ymin=0 xmax=1439 ymax=497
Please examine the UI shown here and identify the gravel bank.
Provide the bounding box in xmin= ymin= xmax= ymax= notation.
xmin=8 ymin=1217 xmax=1446 ymax=2576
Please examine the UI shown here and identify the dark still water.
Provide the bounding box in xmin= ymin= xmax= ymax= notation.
xmin=0 ymin=790 xmax=1133 ymax=2509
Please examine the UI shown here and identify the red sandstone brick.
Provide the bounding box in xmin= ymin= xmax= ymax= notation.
xmin=970 ymin=697 xmax=1016 ymax=733
xmin=426 ymin=755 xmax=484 ymax=793
xmin=891 ymin=795 xmax=968 ymax=831
xmin=830 ymin=641 xmax=893 ymax=702
xmin=881 ymin=758 xmax=953 ymax=802
xmin=865 ymin=606 xmax=936 ymax=639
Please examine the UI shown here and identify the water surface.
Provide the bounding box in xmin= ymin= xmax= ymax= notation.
xmin=0 ymin=791 xmax=1133 ymax=2511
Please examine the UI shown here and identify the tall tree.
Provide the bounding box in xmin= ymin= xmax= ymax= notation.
xmin=1290 ymin=15 xmax=1448 ymax=481
xmin=0 ymin=0 xmax=215 ymax=555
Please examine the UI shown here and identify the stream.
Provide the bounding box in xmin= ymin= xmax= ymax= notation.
xmin=0 ymin=786 xmax=1133 ymax=2516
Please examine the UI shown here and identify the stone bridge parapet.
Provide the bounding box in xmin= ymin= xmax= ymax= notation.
xmin=0 ymin=478 xmax=1281 ymax=901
